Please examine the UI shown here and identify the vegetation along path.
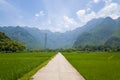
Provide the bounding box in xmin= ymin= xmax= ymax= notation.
xmin=32 ymin=52 xmax=85 ymax=80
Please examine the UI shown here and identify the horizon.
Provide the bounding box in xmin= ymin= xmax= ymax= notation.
xmin=0 ymin=0 xmax=120 ymax=32
xmin=0 ymin=16 xmax=119 ymax=33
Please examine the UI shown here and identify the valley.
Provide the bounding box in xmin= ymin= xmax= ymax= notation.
xmin=0 ymin=17 xmax=120 ymax=50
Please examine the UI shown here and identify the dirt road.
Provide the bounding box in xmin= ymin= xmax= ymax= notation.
xmin=32 ymin=52 xmax=85 ymax=80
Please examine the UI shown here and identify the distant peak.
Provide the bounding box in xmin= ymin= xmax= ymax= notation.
xmin=104 ymin=17 xmax=113 ymax=20
xmin=103 ymin=17 xmax=114 ymax=23
xmin=116 ymin=17 xmax=120 ymax=21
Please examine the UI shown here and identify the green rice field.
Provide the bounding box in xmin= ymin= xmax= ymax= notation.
xmin=63 ymin=52 xmax=120 ymax=80
xmin=1 ymin=52 xmax=120 ymax=80
xmin=0 ymin=52 xmax=55 ymax=80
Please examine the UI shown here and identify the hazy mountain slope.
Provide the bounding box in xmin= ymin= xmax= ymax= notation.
xmin=23 ymin=18 xmax=104 ymax=49
xmin=74 ymin=17 xmax=120 ymax=47
xmin=0 ymin=18 xmax=104 ymax=49
xmin=0 ymin=26 xmax=40 ymax=49
xmin=23 ymin=27 xmax=45 ymax=48
xmin=104 ymin=17 xmax=120 ymax=46
xmin=0 ymin=17 xmax=119 ymax=49
xmin=105 ymin=37 xmax=120 ymax=46
xmin=24 ymin=27 xmax=75 ymax=49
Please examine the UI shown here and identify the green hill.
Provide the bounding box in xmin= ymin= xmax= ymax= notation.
xmin=0 ymin=32 xmax=25 ymax=52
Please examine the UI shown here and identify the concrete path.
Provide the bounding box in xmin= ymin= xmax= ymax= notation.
xmin=32 ymin=52 xmax=85 ymax=80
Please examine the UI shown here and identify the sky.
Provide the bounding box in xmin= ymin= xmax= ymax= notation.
xmin=0 ymin=0 xmax=120 ymax=32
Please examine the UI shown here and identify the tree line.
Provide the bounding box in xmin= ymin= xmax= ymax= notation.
xmin=51 ymin=45 xmax=120 ymax=52
xmin=74 ymin=45 xmax=120 ymax=52
xmin=28 ymin=45 xmax=120 ymax=52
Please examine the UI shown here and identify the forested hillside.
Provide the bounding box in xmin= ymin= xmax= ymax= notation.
xmin=0 ymin=32 xmax=25 ymax=52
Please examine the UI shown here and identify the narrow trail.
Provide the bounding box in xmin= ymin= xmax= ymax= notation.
xmin=32 ymin=52 xmax=85 ymax=80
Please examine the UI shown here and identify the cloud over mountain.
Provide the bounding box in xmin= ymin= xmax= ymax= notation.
xmin=0 ymin=0 xmax=120 ymax=32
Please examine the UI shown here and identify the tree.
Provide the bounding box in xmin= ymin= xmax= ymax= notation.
xmin=0 ymin=32 xmax=26 ymax=52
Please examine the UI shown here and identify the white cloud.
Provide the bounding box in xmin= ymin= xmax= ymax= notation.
xmin=103 ymin=0 xmax=112 ymax=6
xmin=93 ymin=0 xmax=100 ymax=3
xmin=86 ymin=11 xmax=96 ymax=20
xmin=63 ymin=16 xmax=78 ymax=28
xmin=76 ymin=1 xmax=120 ymax=25
xmin=35 ymin=11 xmax=45 ymax=17
xmin=98 ymin=3 xmax=120 ymax=19
xmin=34 ymin=1 xmax=120 ymax=32
xmin=51 ymin=28 xmax=63 ymax=32
xmin=36 ymin=15 xmax=79 ymax=32
xmin=43 ymin=15 xmax=78 ymax=32
xmin=48 ymin=20 xmax=51 ymax=24
xmin=86 ymin=8 xmax=91 ymax=12
xmin=76 ymin=10 xmax=86 ymax=16
xmin=53 ymin=16 xmax=78 ymax=32
xmin=76 ymin=10 xmax=96 ymax=23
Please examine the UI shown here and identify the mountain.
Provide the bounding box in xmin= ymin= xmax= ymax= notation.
xmin=0 ymin=26 xmax=73 ymax=49
xmin=105 ymin=37 xmax=120 ymax=46
xmin=24 ymin=27 xmax=74 ymax=49
xmin=23 ymin=18 xmax=104 ymax=49
xmin=0 ymin=17 xmax=119 ymax=49
xmin=0 ymin=25 xmax=90 ymax=49
xmin=0 ymin=26 xmax=40 ymax=49
xmin=74 ymin=17 xmax=120 ymax=47
xmin=104 ymin=17 xmax=120 ymax=46
xmin=0 ymin=17 xmax=104 ymax=49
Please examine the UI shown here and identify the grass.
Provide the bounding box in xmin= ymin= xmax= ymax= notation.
xmin=63 ymin=52 xmax=120 ymax=80
xmin=0 ymin=52 xmax=56 ymax=80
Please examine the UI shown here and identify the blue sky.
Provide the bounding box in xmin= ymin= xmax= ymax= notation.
xmin=0 ymin=0 xmax=120 ymax=32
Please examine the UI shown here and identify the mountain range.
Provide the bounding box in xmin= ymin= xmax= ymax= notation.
xmin=0 ymin=17 xmax=120 ymax=49
xmin=74 ymin=17 xmax=120 ymax=47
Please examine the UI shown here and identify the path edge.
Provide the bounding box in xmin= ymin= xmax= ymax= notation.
xmin=62 ymin=53 xmax=85 ymax=80
xmin=19 ymin=53 xmax=57 ymax=80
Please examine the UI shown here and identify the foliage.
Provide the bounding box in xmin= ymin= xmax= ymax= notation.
xmin=74 ymin=45 xmax=120 ymax=52
xmin=63 ymin=52 xmax=120 ymax=80
xmin=53 ymin=45 xmax=120 ymax=52
xmin=0 ymin=32 xmax=26 ymax=52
